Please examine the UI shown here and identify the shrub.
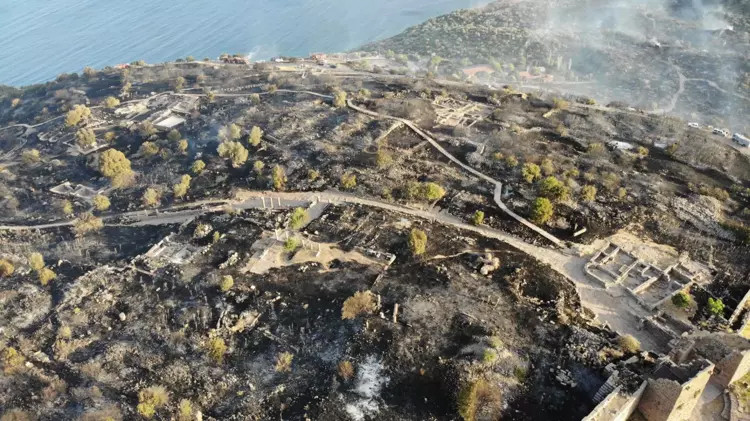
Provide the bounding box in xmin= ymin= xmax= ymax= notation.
xmin=139 ymin=121 xmax=157 ymax=138
xmin=530 ymin=197 xmax=554 ymax=225
xmin=333 ymin=89 xmax=347 ymax=107
xmin=206 ymin=337 xmax=227 ymax=363
xmin=139 ymin=141 xmax=160 ymax=157
xmin=1 ymin=347 xmax=25 ymax=372
xmin=457 ymin=380 xmax=501 ymax=421
xmin=0 ymin=260 xmax=15 ymax=277
xmin=98 ymin=149 xmax=132 ymax=180
xmin=618 ymin=335 xmax=640 ymax=353
xmin=137 ymin=386 xmax=169 ymax=419
xmin=167 ymin=129 xmax=181 ymax=142
xmin=338 ymin=360 xmax=355 ymax=380
xmin=289 ymin=207 xmax=308 ymax=229
xmin=247 ymin=161 xmax=263 ymax=178
xmin=75 ymin=128 xmax=96 ymax=148
xmin=1 ymin=409 xmax=34 ymax=421
xmin=28 ymin=252 xmax=45 ymax=272
xmin=408 ymin=228 xmax=427 ymax=256
xmin=375 ymin=148 xmax=393 ymax=168
xmin=283 ymin=237 xmax=300 ymax=252
xmin=191 ymin=160 xmax=206 ymax=175
xmin=174 ymin=76 xmax=185 ymax=92
xmin=341 ymin=291 xmax=376 ymax=319
xmin=617 ymin=187 xmax=628 ymax=200
xmin=587 ymin=143 xmax=605 ymax=157
xmin=104 ymin=96 xmax=120 ymax=109
xmin=249 ymin=126 xmax=263 ymax=147
xmin=340 ymin=172 xmax=357 ymax=189
xmin=637 ymin=146 xmax=649 ymax=157
xmin=93 ymin=194 xmax=110 ymax=211
xmin=539 ymin=176 xmax=569 ymax=202
xmin=504 ymin=155 xmax=518 ymax=168
xmin=581 ymin=185 xmax=597 ymax=202
xmin=488 ymin=336 xmax=503 ymax=349
xmin=601 ymin=172 xmax=621 ymax=193
xmin=173 ymin=175 xmax=191 ymax=199
xmin=707 ymin=297 xmax=725 ymax=317
xmin=250 ymin=93 xmax=261 ymax=105
xmin=671 ymin=291 xmax=692 ymax=309
xmin=38 ymin=267 xmax=57 ymax=286
xmin=521 ymin=163 xmax=541 ymax=183
xmin=308 ymin=169 xmax=320 ymax=181
xmin=60 ymin=200 xmax=74 ymax=216
xmin=540 ymin=158 xmax=555 ymax=176
xmin=272 ymin=165 xmax=287 ymax=190
xmin=421 ymin=182 xmax=446 ymax=201
xmin=219 ymin=275 xmax=234 ymax=292
xmin=177 ymin=399 xmax=194 ymax=421
xmin=552 ymin=97 xmax=569 ymax=110
xmin=471 ymin=211 xmax=485 ymax=226
xmin=73 ymin=213 xmax=103 ymax=237
xmin=217 ymin=141 xmax=248 ymax=167
xmin=21 ymin=149 xmax=41 ymax=164
xmin=275 ymin=352 xmax=294 ymax=372
xmin=482 ymin=348 xmax=499 ymax=364
xmin=142 ymin=188 xmax=160 ymax=208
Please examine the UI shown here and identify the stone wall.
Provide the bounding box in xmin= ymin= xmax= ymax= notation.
xmin=637 ymin=360 xmax=714 ymax=421
xmin=714 ymin=350 xmax=750 ymax=387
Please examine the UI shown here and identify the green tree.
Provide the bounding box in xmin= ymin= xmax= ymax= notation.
xmin=471 ymin=210 xmax=485 ymax=226
xmin=253 ymin=160 xmax=265 ymax=176
xmin=420 ymin=182 xmax=445 ymax=201
xmin=65 ymin=105 xmax=92 ymax=127
xmin=220 ymin=123 xmax=242 ymax=141
xmin=408 ymin=228 xmax=427 ymax=256
xmin=249 ymin=126 xmax=263 ymax=147
xmin=93 ymin=194 xmax=110 ymax=211
xmin=75 ymin=128 xmax=96 ymax=148
xmin=206 ymin=337 xmax=227 ymax=363
xmin=104 ymin=96 xmax=120 ymax=109
xmin=671 ymin=291 xmax=692 ymax=309
xmin=38 ymin=267 xmax=57 ymax=286
xmin=99 ymin=149 xmax=132 ymax=180
xmin=289 ymin=207 xmax=308 ymax=230
xmin=139 ymin=121 xmax=157 ymax=138
xmin=272 ymin=165 xmax=287 ymax=191
xmin=707 ymin=297 xmax=725 ymax=317
xmin=217 ymin=141 xmax=248 ymax=167
xmin=173 ymin=175 xmax=191 ymax=199
xmin=28 ymin=252 xmax=45 ymax=272
xmin=191 ymin=160 xmax=206 ymax=175
xmin=177 ymin=139 xmax=188 ymax=154
xmin=340 ymin=172 xmax=357 ymax=189
xmin=530 ymin=197 xmax=553 ymax=225
xmin=137 ymin=386 xmax=169 ymax=419
xmin=142 ymin=188 xmax=161 ymax=208
xmin=521 ymin=163 xmax=541 ymax=183
xmin=539 ymin=176 xmax=569 ymax=202
xmin=219 ymin=275 xmax=234 ymax=292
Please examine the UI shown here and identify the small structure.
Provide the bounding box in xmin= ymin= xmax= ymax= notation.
xmin=637 ymin=358 xmax=714 ymax=421
xmin=50 ymin=182 xmax=102 ymax=201
xmin=669 ymin=333 xmax=750 ymax=388
xmin=154 ymin=114 xmax=186 ymax=131
xmin=137 ymin=234 xmax=203 ymax=271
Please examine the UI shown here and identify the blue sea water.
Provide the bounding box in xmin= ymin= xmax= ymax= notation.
xmin=0 ymin=0 xmax=487 ymax=86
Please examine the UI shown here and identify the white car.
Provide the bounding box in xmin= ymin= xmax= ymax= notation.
xmin=712 ymin=128 xmax=730 ymax=138
xmin=687 ymin=122 xmax=701 ymax=129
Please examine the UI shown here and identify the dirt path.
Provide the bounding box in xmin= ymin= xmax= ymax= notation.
xmin=346 ymin=99 xmax=565 ymax=247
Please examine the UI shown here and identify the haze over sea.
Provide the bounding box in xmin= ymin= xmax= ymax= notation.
xmin=0 ymin=0 xmax=487 ymax=87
